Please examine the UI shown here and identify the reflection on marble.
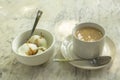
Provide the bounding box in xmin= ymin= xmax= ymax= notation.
xmin=0 ymin=0 xmax=120 ymax=80
xmin=55 ymin=20 xmax=78 ymax=41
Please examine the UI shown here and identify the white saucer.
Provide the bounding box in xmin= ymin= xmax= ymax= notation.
xmin=61 ymin=35 xmax=116 ymax=70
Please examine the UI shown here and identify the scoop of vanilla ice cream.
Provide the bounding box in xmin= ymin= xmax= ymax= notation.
xmin=37 ymin=47 xmax=47 ymax=55
xmin=28 ymin=35 xmax=47 ymax=48
xmin=18 ymin=43 xmax=38 ymax=56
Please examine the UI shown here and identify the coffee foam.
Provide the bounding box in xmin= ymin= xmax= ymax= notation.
xmin=75 ymin=27 xmax=103 ymax=42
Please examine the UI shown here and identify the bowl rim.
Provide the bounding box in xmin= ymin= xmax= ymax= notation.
xmin=12 ymin=28 xmax=55 ymax=58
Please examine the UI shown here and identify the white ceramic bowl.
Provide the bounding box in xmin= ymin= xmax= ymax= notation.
xmin=12 ymin=29 xmax=55 ymax=66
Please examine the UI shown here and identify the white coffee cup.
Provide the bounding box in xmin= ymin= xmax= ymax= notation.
xmin=72 ymin=22 xmax=105 ymax=59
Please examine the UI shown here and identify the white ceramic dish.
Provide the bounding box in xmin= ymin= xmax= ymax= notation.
xmin=61 ymin=35 xmax=116 ymax=70
xmin=12 ymin=29 xmax=55 ymax=66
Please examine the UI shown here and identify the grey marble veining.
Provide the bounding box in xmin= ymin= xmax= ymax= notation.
xmin=0 ymin=0 xmax=120 ymax=80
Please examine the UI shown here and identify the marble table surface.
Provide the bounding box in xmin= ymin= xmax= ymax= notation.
xmin=0 ymin=0 xmax=120 ymax=80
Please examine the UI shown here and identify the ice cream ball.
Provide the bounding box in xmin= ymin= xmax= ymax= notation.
xmin=28 ymin=35 xmax=47 ymax=48
xmin=37 ymin=47 xmax=47 ymax=55
xmin=18 ymin=43 xmax=38 ymax=56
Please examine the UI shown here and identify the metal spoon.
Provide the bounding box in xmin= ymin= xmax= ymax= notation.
xmin=30 ymin=10 xmax=43 ymax=37
xmin=53 ymin=56 xmax=111 ymax=66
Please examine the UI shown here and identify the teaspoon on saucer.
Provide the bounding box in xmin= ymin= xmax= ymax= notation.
xmin=53 ymin=56 xmax=111 ymax=66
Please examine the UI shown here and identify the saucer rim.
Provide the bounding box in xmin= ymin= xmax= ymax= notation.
xmin=61 ymin=35 xmax=116 ymax=70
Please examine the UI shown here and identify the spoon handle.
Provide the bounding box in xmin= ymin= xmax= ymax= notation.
xmin=30 ymin=10 xmax=43 ymax=36
xmin=53 ymin=58 xmax=86 ymax=62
